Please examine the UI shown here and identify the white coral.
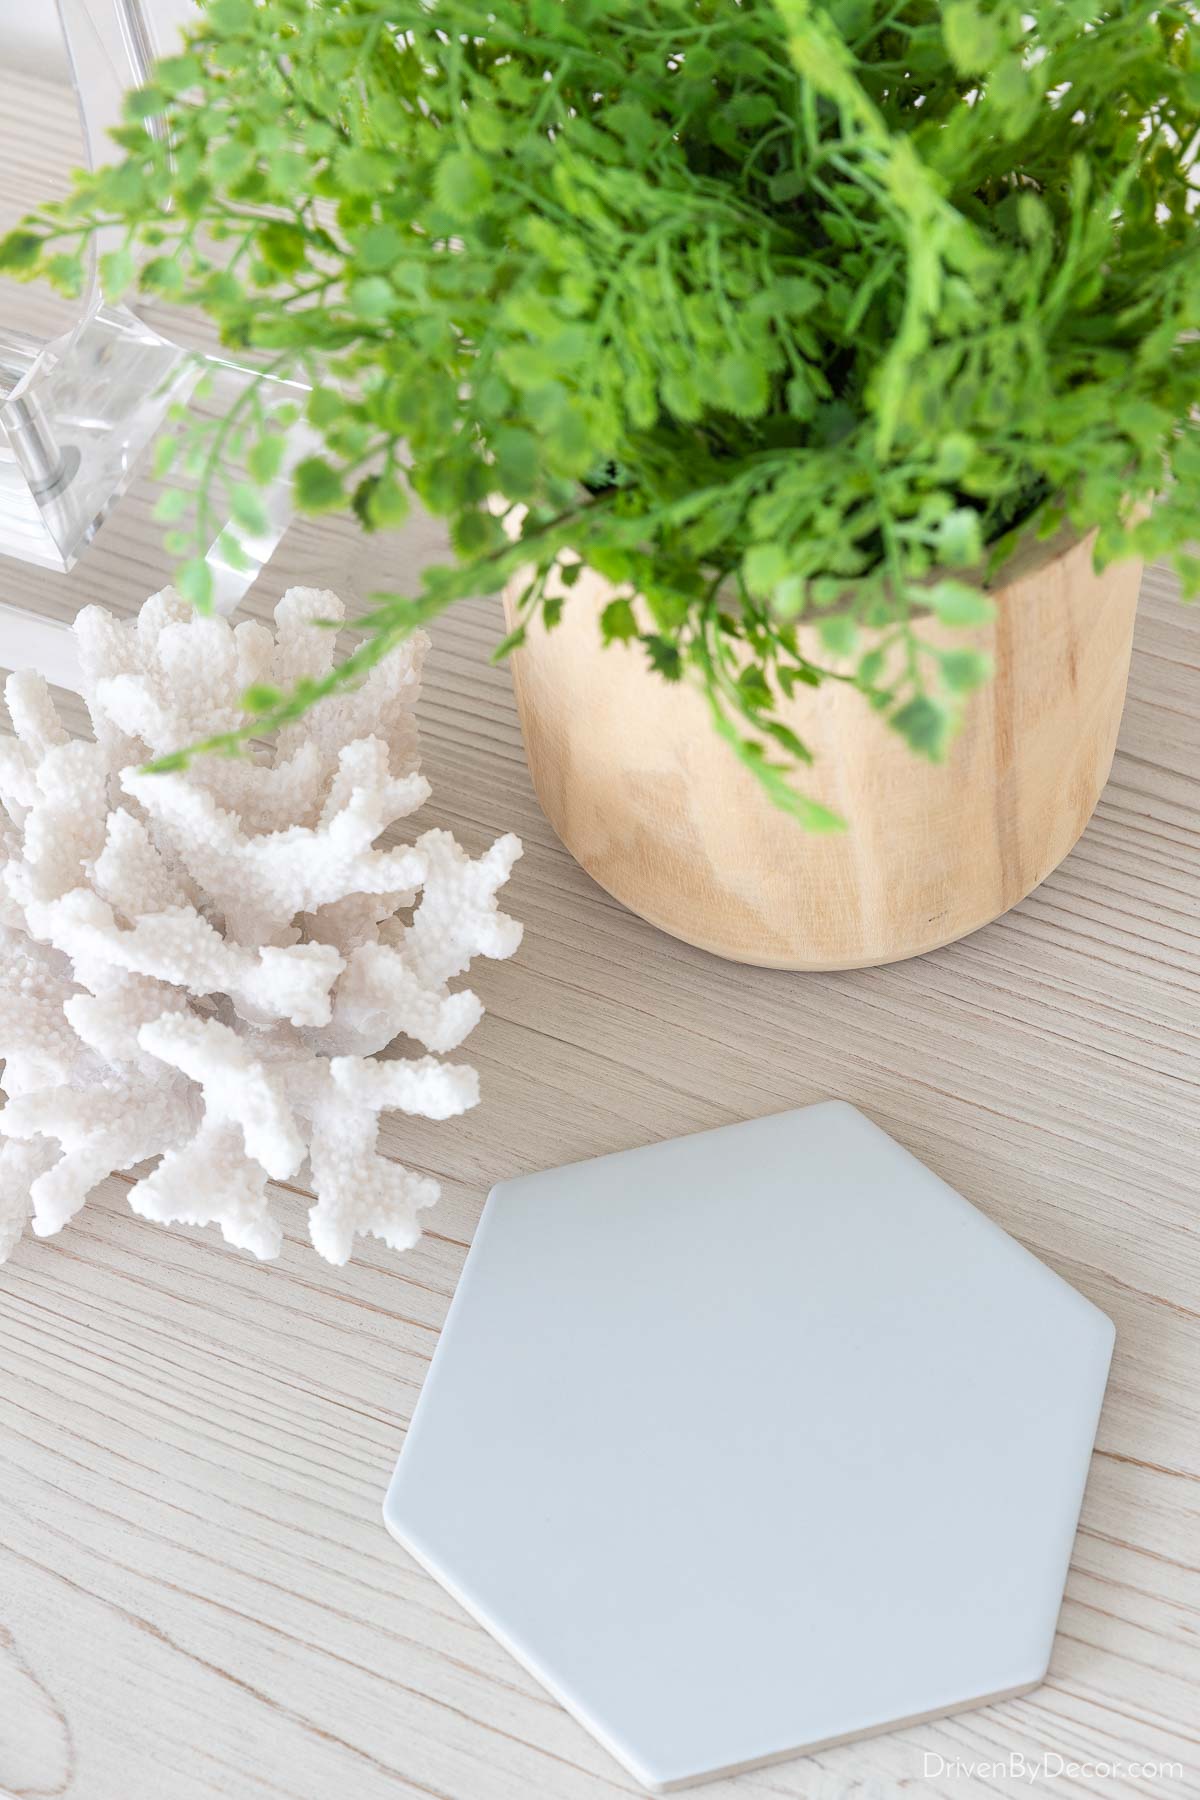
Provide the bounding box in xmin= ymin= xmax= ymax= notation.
xmin=0 ymin=588 xmax=521 ymax=1264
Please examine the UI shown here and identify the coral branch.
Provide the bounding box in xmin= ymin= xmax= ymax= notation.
xmin=0 ymin=588 xmax=521 ymax=1264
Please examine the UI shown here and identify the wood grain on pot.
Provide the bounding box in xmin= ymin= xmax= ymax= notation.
xmin=504 ymin=531 xmax=1142 ymax=970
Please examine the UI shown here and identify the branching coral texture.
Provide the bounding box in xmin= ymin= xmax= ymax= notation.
xmin=0 ymin=589 xmax=521 ymax=1264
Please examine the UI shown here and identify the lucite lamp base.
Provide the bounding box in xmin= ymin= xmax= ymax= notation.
xmin=0 ymin=307 xmax=192 ymax=574
xmin=385 ymin=1102 xmax=1114 ymax=1793
xmin=0 ymin=309 xmax=305 ymax=689
xmin=1 ymin=2 xmax=225 ymax=585
xmin=0 ymin=0 xmax=303 ymax=684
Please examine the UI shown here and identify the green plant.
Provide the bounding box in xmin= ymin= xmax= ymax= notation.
xmin=5 ymin=0 xmax=1200 ymax=825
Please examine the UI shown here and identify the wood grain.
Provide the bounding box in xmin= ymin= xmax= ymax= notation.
xmin=2 ymin=69 xmax=1199 ymax=1800
xmin=504 ymin=529 xmax=1142 ymax=970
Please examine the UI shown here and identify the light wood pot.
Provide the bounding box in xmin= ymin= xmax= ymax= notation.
xmin=503 ymin=529 xmax=1141 ymax=970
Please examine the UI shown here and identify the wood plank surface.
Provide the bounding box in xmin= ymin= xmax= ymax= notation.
xmin=1 ymin=68 xmax=1198 ymax=1800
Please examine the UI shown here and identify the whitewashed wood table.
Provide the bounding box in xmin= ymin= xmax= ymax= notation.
xmin=2 ymin=67 xmax=1199 ymax=1800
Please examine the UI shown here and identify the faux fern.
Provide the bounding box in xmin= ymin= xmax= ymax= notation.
xmin=4 ymin=0 xmax=1200 ymax=823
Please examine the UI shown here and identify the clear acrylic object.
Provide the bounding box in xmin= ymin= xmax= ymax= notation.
xmin=0 ymin=1 xmax=298 ymax=607
xmin=0 ymin=308 xmax=194 ymax=573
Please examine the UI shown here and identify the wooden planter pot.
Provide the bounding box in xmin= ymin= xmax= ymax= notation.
xmin=503 ymin=530 xmax=1141 ymax=970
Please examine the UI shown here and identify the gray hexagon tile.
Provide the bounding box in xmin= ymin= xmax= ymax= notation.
xmin=384 ymin=1101 xmax=1114 ymax=1793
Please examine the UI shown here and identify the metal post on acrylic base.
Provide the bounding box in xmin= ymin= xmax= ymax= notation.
xmin=0 ymin=0 xmax=304 ymax=691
